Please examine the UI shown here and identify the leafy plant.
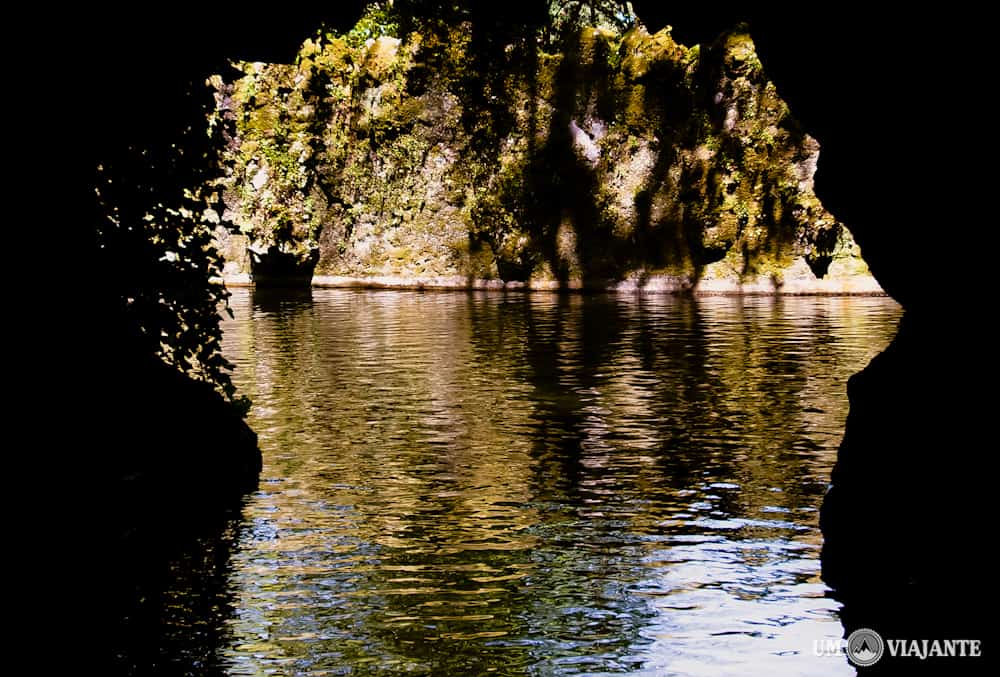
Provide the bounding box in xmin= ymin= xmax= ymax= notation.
xmin=344 ymin=1 xmax=400 ymax=47
xmin=94 ymin=88 xmax=249 ymax=415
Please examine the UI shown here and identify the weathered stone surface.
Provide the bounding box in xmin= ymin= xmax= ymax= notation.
xmin=213 ymin=19 xmax=881 ymax=294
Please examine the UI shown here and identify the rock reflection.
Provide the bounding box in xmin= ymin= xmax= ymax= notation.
xmin=110 ymin=514 xmax=245 ymax=674
xmin=218 ymin=289 xmax=899 ymax=674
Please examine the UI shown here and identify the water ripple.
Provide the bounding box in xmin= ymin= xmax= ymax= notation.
xmin=207 ymin=290 xmax=900 ymax=674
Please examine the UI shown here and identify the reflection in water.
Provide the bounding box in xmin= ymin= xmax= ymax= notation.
xmin=211 ymin=289 xmax=900 ymax=674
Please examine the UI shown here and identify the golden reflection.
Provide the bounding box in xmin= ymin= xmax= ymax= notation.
xmin=218 ymin=289 xmax=900 ymax=674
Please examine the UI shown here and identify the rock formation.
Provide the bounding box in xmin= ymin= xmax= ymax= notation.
xmin=212 ymin=15 xmax=880 ymax=293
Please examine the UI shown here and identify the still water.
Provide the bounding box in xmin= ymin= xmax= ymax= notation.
xmin=210 ymin=289 xmax=900 ymax=674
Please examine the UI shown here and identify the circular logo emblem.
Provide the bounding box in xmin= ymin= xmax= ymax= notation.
xmin=846 ymin=628 xmax=884 ymax=667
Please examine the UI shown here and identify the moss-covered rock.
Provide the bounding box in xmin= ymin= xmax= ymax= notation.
xmin=212 ymin=15 xmax=880 ymax=293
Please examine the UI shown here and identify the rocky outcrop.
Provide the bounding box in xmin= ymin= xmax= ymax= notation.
xmin=212 ymin=19 xmax=881 ymax=293
xmin=817 ymin=312 xmax=986 ymax=646
xmin=723 ymin=8 xmax=990 ymax=656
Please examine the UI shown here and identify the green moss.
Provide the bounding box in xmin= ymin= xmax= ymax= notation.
xmin=210 ymin=11 xmax=874 ymax=287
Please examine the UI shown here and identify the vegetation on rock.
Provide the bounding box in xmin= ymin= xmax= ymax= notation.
xmin=214 ymin=2 xmax=873 ymax=290
xmin=96 ymin=89 xmax=249 ymax=412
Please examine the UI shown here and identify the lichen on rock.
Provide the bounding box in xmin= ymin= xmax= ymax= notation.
xmin=211 ymin=11 xmax=880 ymax=293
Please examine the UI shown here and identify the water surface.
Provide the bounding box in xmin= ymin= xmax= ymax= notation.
xmin=213 ymin=290 xmax=900 ymax=674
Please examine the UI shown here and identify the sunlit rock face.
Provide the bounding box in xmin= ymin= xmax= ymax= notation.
xmin=212 ymin=18 xmax=880 ymax=293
